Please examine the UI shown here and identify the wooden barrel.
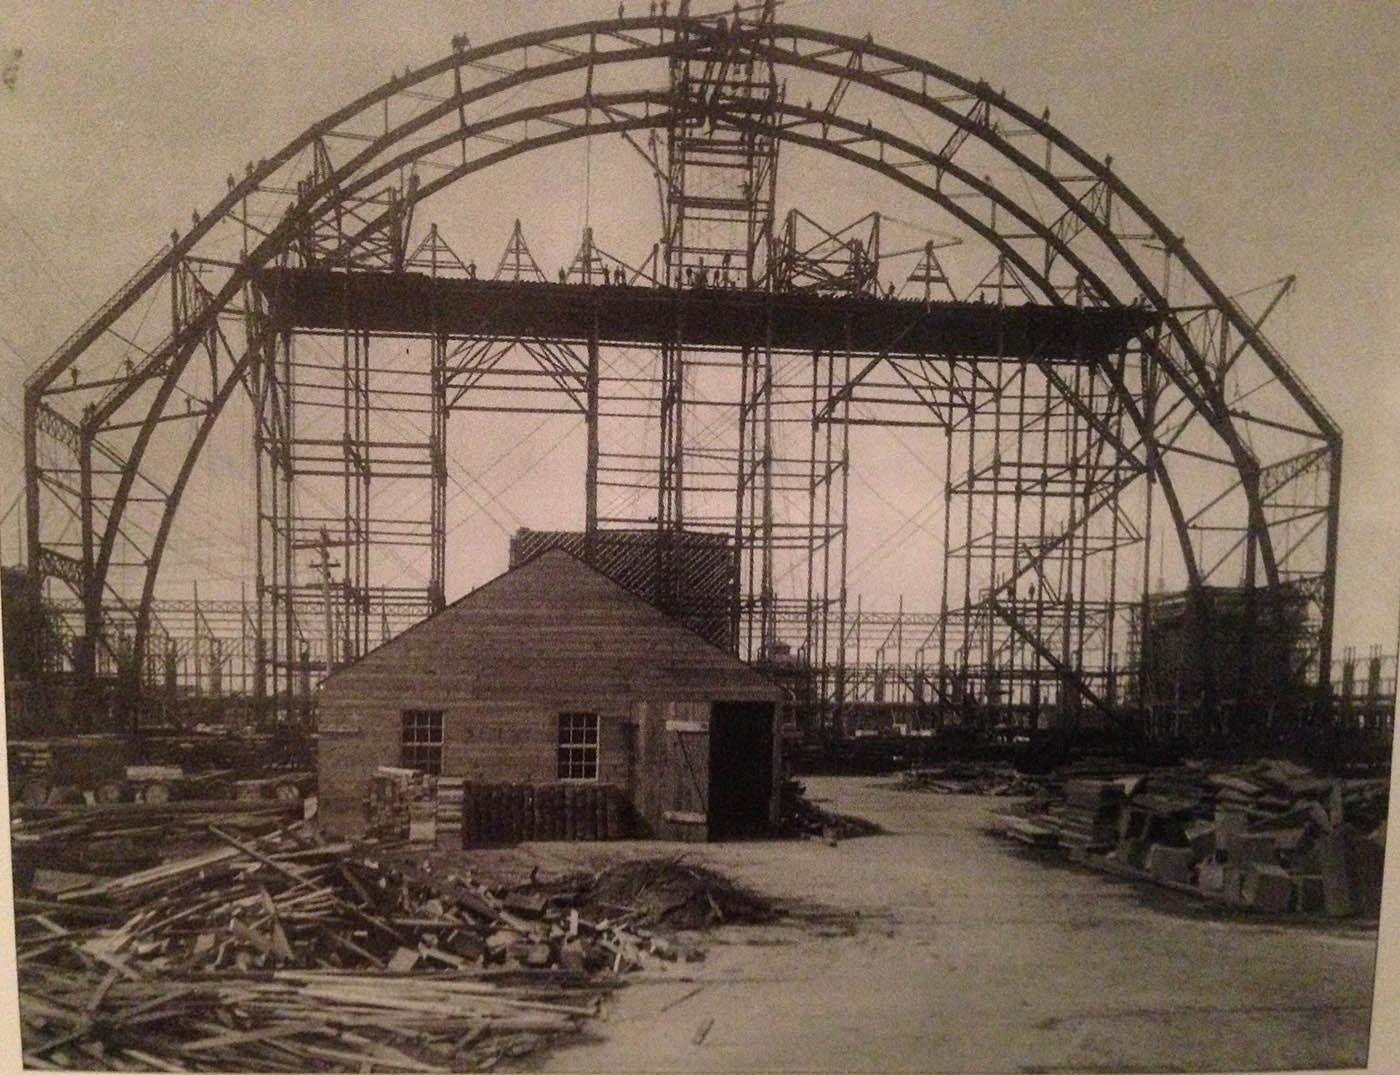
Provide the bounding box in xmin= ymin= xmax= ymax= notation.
xmin=594 ymin=784 xmax=608 ymax=840
xmin=579 ymin=785 xmax=597 ymax=841
xmin=466 ymin=783 xmax=484 ymax=847
xmin=47 ymin=784 xmax=83 ymax=806
xmin=531 ymin=784 xmax=545 ymax=839
xmin=522 ymin=784 xmax=536 ymax=841
xmin=482 ymin=785 xmax=498 ymax=844
xmin=510 ymin=783 xmax=525 ymax=843
xmin=552 ymin=783 xmax=567 ymax=839
xmin=604 ymin=785 xmax=623 ymax=839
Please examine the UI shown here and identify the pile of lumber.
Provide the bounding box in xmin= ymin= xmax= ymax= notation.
xmin=11 ymin=799 xmax=300 ymax=884
xmin=15 ymin=821 xmax=689 ymax=1071
xmin=366 ymin=766 xmax=434 ymax=843
xmin=10 ymin=736 xmax=129 ymax=806
xmin=436 ymin=777 xmax=464 ymax=846
xmin=991 ymin=757 xmax=1388 ymax=917
xmin=1038 ymin=779 xmax=1125 ymax=851
xmin=898 ymin=763 xmax=1046 ymax=796
xmin=9 ymin=735 xmax=313 ymax=808
xmin=778 ymin=777 xmax=884 ymax=841
xmin=517 ymin=856 xmax=778 ymax=932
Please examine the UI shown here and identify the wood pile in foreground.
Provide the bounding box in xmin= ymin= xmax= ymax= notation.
xmin=11 ymin=798 xmax=301 ymax=882
xmin=991 ymin=757 xmax=1387 ymax=917
xmin=15 ymin=818 xmax=699 ymax=1071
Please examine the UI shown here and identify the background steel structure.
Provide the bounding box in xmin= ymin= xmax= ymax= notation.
xmin=22 ymin=6 xmax=1340 ymax=738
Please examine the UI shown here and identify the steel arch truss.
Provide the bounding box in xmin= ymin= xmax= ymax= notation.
xmin=24 ymin=11 xmax=1339 ymax=732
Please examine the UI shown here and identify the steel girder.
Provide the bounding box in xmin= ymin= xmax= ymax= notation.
xmin=23 ymin=12 xmax=1340 ymax=706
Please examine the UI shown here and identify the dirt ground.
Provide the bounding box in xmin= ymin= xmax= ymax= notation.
xmin=462 ymin=775 xmax=1384 ymax=1074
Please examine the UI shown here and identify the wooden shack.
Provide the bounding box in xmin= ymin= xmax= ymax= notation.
xmin=316 ymin=549 xmax=783 ymax=841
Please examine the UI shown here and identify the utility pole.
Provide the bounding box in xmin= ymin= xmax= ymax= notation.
xmin=315 ymin=529 xmax=338 ymax=671
xmin=193 ymin=580 xmax=203 ymax=695
xmin=294 ymin=527 xmax=345 ymax=674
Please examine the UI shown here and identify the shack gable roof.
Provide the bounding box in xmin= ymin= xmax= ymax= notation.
xmin=319 ymin=549 xmax=781 ymax=702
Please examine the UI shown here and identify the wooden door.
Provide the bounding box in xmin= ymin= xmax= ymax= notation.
xmin=661 ymin=702 xmax=710 ymax=840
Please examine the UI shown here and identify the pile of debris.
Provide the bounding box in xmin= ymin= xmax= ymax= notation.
xmin=11 ymin=798 xmax=301 ymax=882
xmin=898 ymin=763 xmax=1046 ymax=796
xmin=10 ymin=736 xmax=313 ymax=808
xmin=778 ymin=777 xmax=884 ymax=841
xmin=15 ymin=821 xmax=695 ymax=1071
xmin=991 ymin=757 xmax=1388 ymax=917
xmin=540 ymin=856 xmax=777 ymax=932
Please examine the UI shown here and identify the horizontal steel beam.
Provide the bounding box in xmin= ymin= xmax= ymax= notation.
xmin=256 ymin=268 xmax=1155 ymax=362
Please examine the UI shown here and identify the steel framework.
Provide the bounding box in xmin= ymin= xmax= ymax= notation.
xmin=23 ymin=7 xmax=1340 ymax=738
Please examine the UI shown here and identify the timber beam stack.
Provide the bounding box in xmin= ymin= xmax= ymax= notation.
xmin=15 ymin=820 xmax=683 ymax=1071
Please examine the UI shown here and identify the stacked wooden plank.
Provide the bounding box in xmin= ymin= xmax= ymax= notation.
xmin=9 ymin=731 xmax=313 ymax=808
xmin=9 ymin=736 xmax=130 ymax=806
xmin=14 ymin=820 xmax=687 ymax=1071
xmin=988 ymin=812 xmax=1060 ymax=848
xmin=408 ymin=780 xmax=438 ymax=846
xmin=231 ymin=772 xmax=313 ymax=804
xmin=436 ymin=777 xmax=464 ymax=846
xmin=1041 ymin=779 xmax=1125 ymax=851
xmin=460 ymin=782 xmax=631 ymax=846
xmin=10 ymin=798 xmax=300 ymax=886
xmin=366 ymin=766 xmax=428 ymax=841
xmin=993 ymin=758 xmax=1387 ymax=917
xmin=898 ymin=763 xmax=1047 ymax=796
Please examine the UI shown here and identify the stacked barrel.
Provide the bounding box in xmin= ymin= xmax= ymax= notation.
xmin=460 ymin=782 xmax=631 ymax=845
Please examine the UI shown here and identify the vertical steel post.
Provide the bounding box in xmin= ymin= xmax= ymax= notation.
xmin=585 ymin=316 xmax=600 ymax=561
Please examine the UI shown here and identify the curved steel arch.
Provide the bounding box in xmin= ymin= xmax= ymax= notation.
xmin=313 ymin=92 xmax=1211 ymax=609
xmin=25 ymin=11 xmax=1339 ymax=714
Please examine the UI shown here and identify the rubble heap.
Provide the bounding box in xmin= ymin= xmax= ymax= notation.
xmin=12 ymin=798 xmax=301 ymax=880
xmin=897 ymin=763 xmax=1047 ymax=796
xmin=572 ymin=857 xmax=775 ymax=930
xmin=779 ymin=777 xmax=885 ymax=840
xmin=992 ymin=757 xmax=1388 ymax=917
xmin=15 ymin=822 xmax=710 ymax=1071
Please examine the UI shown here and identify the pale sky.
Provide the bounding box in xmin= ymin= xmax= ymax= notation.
xmin=0 ymin=0 xmax=1397 ymax=656
xmin=0 ymin=8 xmax=1398 ymax=1068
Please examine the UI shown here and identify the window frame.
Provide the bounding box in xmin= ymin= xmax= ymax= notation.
xmin=556 ymin=711 xmax=600 ymax=782
xmin=400 ymin=709 xmax=444 ymax=775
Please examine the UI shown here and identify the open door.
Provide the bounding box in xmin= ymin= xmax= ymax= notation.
xmin=708 ymin=701 xmax=775 ymax=840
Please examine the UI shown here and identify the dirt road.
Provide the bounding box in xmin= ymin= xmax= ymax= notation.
xmin=527 ymin=775 xmax=1381 ymax=1073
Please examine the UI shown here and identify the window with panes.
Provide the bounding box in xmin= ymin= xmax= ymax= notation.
xmin=401 ymin=710 xmax=443 ymax=774
xmin=556 ymin=712 xmax=599 ymax=781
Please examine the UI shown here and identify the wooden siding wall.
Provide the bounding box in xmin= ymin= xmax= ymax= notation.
xmin=319 ymin=698 xmax=632 ymax=836
xmin=321 ymin=694 xmax=778 ymax=838
xmin=316 ymin=552 xmax=781 ymax=838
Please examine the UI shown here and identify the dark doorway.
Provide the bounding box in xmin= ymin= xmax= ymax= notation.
xmin=708 ymin=701 xmax=775 ymax=839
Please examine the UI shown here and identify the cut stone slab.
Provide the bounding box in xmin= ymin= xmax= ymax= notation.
xmin=1147 ymin=844 xmax=1194 ymax=885
xmin=1222 ymin=832 xmax=1277 ymax=868
xmin=1242 ymin=864 xmax=1293 ymax=914
xmin=1295 ymin=874 xmax=1326 ymax=914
